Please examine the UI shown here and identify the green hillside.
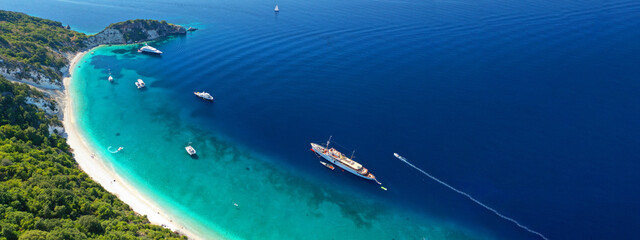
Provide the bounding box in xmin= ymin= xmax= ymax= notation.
xmin=0 ymin=10 xmax=87 ymax=83
xmin=0 ymin=77 xmax=185 ymax=240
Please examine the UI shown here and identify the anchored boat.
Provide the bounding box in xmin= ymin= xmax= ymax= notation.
xmin=194 ymin=91 xmax=214 ymax=101
xmin=138 ymin=45 xmax=163 ymax=54
xmin=135 ymin=79 xmax=145 ymax=88
xmin=310 ymin=137 xmax=377 ymax=181
xmin=320 ymin=161 xmax=335 ymax=170
xmin=108 ymin=69 xmax=113 ymax=82
xmin=185 ymin=145 xmax=196 ymax=155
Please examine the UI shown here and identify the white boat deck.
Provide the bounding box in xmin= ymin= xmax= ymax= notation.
xmin=327 ymin=148 xmax=362 ymax=170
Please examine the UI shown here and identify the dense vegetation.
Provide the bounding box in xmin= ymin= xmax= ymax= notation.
xmin=0 ymin=12 xmax=184 ymax=85
xmin=0 ymin=10 xmax=87 ymax=83
xmin=0 ymin=77 xmax=185 ymax=239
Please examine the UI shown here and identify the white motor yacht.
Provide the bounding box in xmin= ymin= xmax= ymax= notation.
xmin=185 ymin=145 xmax=196 ymax=155
xmin=138 ymin=45 xmax=163 ymax=54
xmin=135 ymin=79 xmax=145 ymax=88
xmin=194 ymin=91 xmax=214 ymax=101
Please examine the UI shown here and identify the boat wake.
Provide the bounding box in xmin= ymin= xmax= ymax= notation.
xmin=108 ymin=146 xmax=123 ymax=153
xmin=394 ymin=153 xmax=408 ymax=162
xmin=394 ymin=153 xmax=548 ymax=240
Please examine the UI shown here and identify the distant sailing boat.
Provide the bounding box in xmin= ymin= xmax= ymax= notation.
xmin=274 ymin=4 xmax=279 ymax=12
xmin=108 ymin=69 xmax=113 ymax=82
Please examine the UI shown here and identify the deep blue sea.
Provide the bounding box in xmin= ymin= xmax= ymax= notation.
xmin=3 ymin=0 xmax=640 ymax=239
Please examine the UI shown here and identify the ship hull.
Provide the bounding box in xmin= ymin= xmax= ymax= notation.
xmin=194 ymin=92 xmax=213 ymax=101
xmin=139 ymin=50 xmax=162 ymax=55
xmin=311 ymin=144 xmax=375 ymax=181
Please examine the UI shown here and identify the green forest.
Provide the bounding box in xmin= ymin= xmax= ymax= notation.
xmin=0 ymin=10 xmax=186 ymax=240
xmin=0 ymin=11 xmax=87 ymax=83
xmin=0 ymin=77 xmax=185 ymax=239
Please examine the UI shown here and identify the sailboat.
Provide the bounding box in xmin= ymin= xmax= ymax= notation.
xmin=108 ymin=69 xmax=113 ymax=82
xmin=274 ymin=4 xmax=279 ymax=12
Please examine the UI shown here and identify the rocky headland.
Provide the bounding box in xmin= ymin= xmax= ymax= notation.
xmin=83 ymin=19 xmax=186 ymax=48
xmin=0 ymin=12 xmax=186 ymax=90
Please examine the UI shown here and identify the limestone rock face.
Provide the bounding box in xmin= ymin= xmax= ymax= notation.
xmin=83 ymin=28 xmax=127 ymax=48
xmin=83 ymin=20 xmax=186 ymax=48
xmin=25 ymin=96 xmax=59 ymax=116
xmin=0 ymin=62 xmax=62 ymax=90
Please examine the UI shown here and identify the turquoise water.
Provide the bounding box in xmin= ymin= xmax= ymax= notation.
xmin=70 ymin=45 xmax=489 ymax=239
xmin=7 ymin=0 xmax=640 ymax=239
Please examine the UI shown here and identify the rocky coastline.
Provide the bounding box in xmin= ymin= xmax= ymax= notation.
xmin=0 ymin=18 xmax=186 ymax=90
xmin=0 ymin=15 xmax=186 ymax=136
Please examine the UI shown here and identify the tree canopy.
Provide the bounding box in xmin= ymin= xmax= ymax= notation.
xmin=0 ymin=10 xmax=87 ymax=83
xmin=0 ymin=77 xmax=185 ymax=239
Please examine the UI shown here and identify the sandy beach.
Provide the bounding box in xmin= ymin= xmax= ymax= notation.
xmin=62 ymin=50 xmax=204 ymax=240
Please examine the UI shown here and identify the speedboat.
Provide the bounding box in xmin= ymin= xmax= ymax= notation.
xmin=194 ymin=91 xmax=214 ymax=101
xmin=394 ymin=153 xmax=406 ymax=161
xmin=135 ymin=79 xmax=145 ymax=88
xmin=185 ymin=145 xmax=196 ymax=155
xmin=138 ymin=45 xmax=163 ymax=54
xmin=320 ymin=161 xmax=335 ymax=170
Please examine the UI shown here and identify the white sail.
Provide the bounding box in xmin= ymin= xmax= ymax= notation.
xmin=274 ymin=4 xmax=279 ymax=12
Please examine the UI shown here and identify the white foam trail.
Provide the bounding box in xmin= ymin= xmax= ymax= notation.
xmin=396 ymin=155 xmax=548 ymax=240
xmin=107 ymin=146 xmax=122 ymax=154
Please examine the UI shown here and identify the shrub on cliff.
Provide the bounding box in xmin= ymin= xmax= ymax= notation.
xmin=106 ymin=19 xmax=185 ymax=43
xmin=0 ymin=10 xmax=87 ymax=84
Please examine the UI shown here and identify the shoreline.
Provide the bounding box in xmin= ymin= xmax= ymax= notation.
xmin=62 ymin=49 xmax=204 ymax=240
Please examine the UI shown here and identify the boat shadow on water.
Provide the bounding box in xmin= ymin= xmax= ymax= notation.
xmin=189 ymin=154 xmax=199 ymax=160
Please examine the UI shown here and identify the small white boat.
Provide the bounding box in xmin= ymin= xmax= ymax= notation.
xmin=138 ymin=45 xmax=163 ymax=54
xmin=394 ymin=153 xmax=407 ymax=162
xmin=274 ymin=4 xmax=279 ymax=12
xmin=108 ymin=69 xmax=113 ymax=82
xmin=194 ymin=91 xmax=214 ymax=101
xmin=185 ymin=145 xmax=196 ymax=155
xmin=320 ymin=161 xmax=335 ymax=170
xmin=135 ymin=79 xmax=145 ymax=88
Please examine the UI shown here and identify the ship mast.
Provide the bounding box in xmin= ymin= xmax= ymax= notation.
xmin=326 ymin=136 xmax=332 ymax=148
